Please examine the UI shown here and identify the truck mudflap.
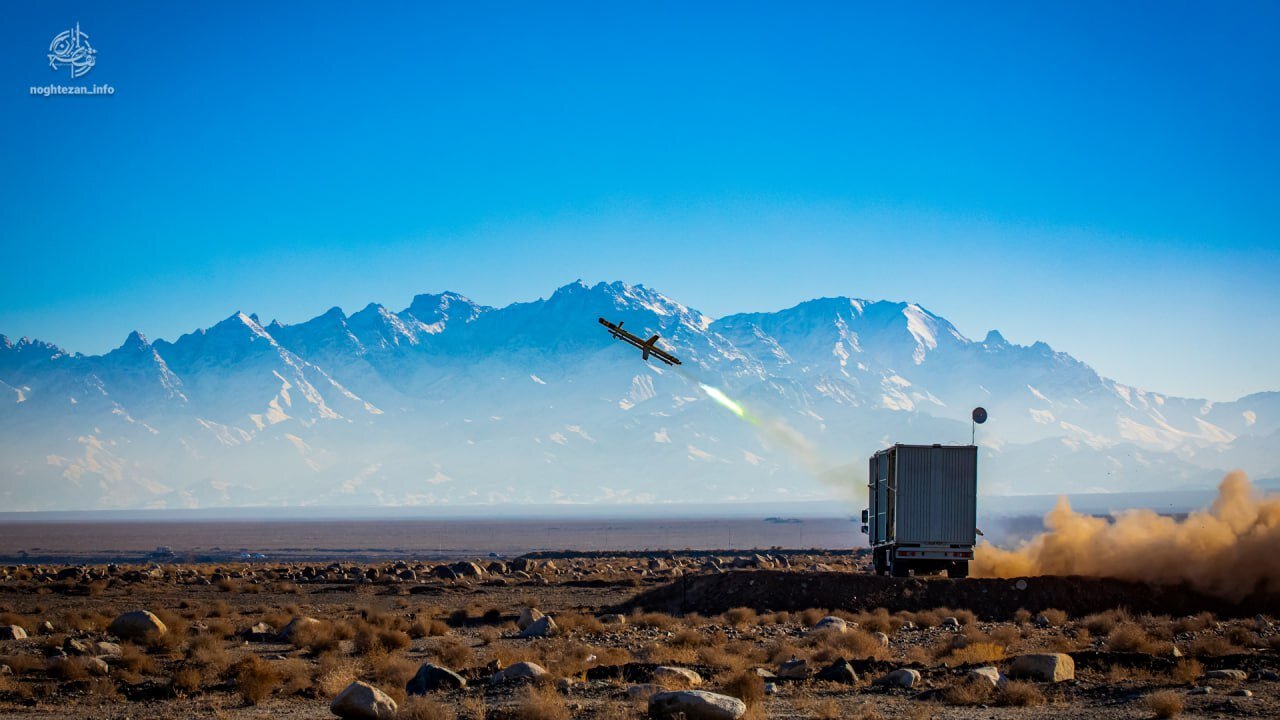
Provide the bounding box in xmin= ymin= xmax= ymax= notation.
xmin=893 ymin=546 xmax=973 ymax=561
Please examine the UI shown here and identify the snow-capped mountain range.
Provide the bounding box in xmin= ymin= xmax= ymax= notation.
xmin=1 ymin=281 xmax=1275 ymax=511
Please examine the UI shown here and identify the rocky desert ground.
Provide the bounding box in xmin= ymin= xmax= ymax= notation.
xmin=0 ymin=552 xmax=1277 ymax=719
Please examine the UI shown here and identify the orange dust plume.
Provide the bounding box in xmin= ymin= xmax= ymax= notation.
xmin=973 ymin=471 xmax=1280 ymax=600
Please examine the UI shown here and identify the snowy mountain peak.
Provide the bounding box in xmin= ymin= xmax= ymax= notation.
xmin=983 ymin=330 xmax=1008 ymax=346
xmin=119 ymin=330 xmax=150 ymax=352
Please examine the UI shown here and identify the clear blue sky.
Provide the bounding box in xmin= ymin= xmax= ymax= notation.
xmin=2 ymin=2 xmax=1277 ymax=401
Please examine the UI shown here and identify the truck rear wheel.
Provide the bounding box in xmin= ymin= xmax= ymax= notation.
xmin=890 ymin=558 xmax=911 ymax=577
xmin=873 ymin=549 xmax=887 ymax=576
xmin=946 ymin=562 xmax=969 ymax=579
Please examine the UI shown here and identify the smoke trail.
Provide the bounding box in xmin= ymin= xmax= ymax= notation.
xmin=973 ymin=471 xmax=1280 ymax=600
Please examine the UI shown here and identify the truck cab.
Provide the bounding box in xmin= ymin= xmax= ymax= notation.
xmin=862 ymin=443 xmax=976 ymax=578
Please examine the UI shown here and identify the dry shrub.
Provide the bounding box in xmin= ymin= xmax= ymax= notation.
xmin=809 ymin=628 xmax=887 ymax=662
xmin=697 ymin=644 xmax=750 ymax=673
xmin=293 ymin=620 xmax=343 ymax=655
xmin=723 ymin=608 xmax=758 ymax=628
xmin=316 ymin=655 xmax=360 ymax=697
xmin=458 ymin=695 xmax=487 ymax=720
xmin=628 ymin=611 xmax=678 ymax=630
xmin=720 ymin=669 xmax=764 ymax=706
xmin=1170 ymin=658 xmax=1203 ymax=684
xmin=432 ymin=637 xmax=476 ymax=669
xmin=1173 ymin=612 xmax=1215 ymax=634
xmin=944 ymin=677 xmax=994 ymax=706
xmin=354 ymin=625 xmax=411 ymax=655
xmin=1224 ymin=625 xmax=1258 ymax=647
xmin=401 ymin=696 xmax=459 ymax=720
xmin=799 ymin=608 xmax=829 ymax=626
xmin=1040 ymin=608 xmax=1069 ymax=626
xmin=989 ymin=625 xmax=1021 ymax=647
xmin=1 ymin=654 xmax=44 ymax=674
xmin=45 ymin=656 xmax=90 ymax=681
xmin=1106 ymin=664 xmax=1159 ymax=685
xmin=1147 ymin=689 xmax=1184 ymax=718
xmin=85 ymin=676 xmax=120 ymax=699
xmin=1188 ymin=635 xmax=1238 ymax=657
xmin=367 ymin=650 xmax=417 ymax=696
xmin=508 ymin=683 xmax=569 ymax=720
xmin=998 ymin=680 xmax=1046 ymax=706
xmin=555 ymin=612 xmax=603 ymax=634
xmin=1084 ymin=610 xmax=1130 ymax=636
xmin=278 ymin=658 xmax=312 ymax=695
xmin=171 ymin=665 xmax=203 ymax=694
xmin=410 ymin=617 xmax=452 ymax=639
xmin=671 ymin=629 xmax=705 ymax=647
xmin=853 ymin=608 xmax=901 ymax=634
xmin=1014 ymin=608 xmax=1032 ymax=625
xmin=1107 ymin=623 xmax=1158 ymax=653
xmin=943 ymin=642 xmax=1006 ymax=666
xmin=229 ymin=656 xmax=279 ymax=705
xmin=795 ymin=698 xmax=842 ymax=720
xmin=904 ymin=609 xmax=941 ymax=628
xmin=478 ymin=626 xmax=501 ymax=645
xmin=119 ymin=644 xmax=157 ymax=674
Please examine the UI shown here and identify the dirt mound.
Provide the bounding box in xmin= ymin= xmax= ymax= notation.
xmin=625 ymin=570 xmax=1279 ymax=619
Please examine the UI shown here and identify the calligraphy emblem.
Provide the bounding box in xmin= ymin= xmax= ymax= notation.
xmin=48 ymin=22 xmax=96 ymax=79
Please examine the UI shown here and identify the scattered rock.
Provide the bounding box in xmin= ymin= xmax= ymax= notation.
xmin=62 ymin=637 xmax=90 ymax=655
xmin=1260 ymin=670 xmax=1279 ymax=682
xmin=941 ymin=617 xmax=961 ymax=629
xmin=874 ymin=668 xmax=921 ymax=689
xmin=1230 ymin=688 xmax=1253 ymax=697
xmin=1202 ymin=669 xmax=1248 ymax=682
xmin=108 ymin=611 xmax=167 ymax=641
xmin=405 ymin=662 xmax=466 ymax=694
xmin=93 ymin=642 xmax=123 ymax=659
xmin=519 ymin=615 xmax=558 ymax=638
xmin=244 ymin=622 xmax=275 ymax=641
xmin=967 ymin=666 xmax=1005 ymax=689
xmin=816 ymin=659 xmax=858 ymax=683
xmin=491 ymin=661 xmax=548 ymax=684
xmin=1033 ymin=613 xmax=1053 ymax=628
xmin=627 ymin=683 xmax=664 ymax=700
xmin=600 ymin=614 xmax=627 ymax=626
xmin=873 ymin=631 xmax=890 ymax=648
xmin=517 ymin=607 xmax=545 ymax=631
xmin=1190 ymin=686 xmax=1213 ymax=695
xmin=1008 ymin=653 xmax=1075 ymax=683
xmin=653 ymin=666 xmax=703 ymax=688
xmin=330 ymin=680 xmax=398 ymax=720
xmin=775 ymin=658 xmax=810 ymax=679
xmin=0 ymin=664 xmax=12 ymax=676
xmin=0 ymin=625 xmax=28 ymax=641
xmin=37 ymin=621 xmax=55 ymax=635
xmin=649 ymin=689 xmax=747 ymax=720
xmin=86 ymin=657 xmax=111 ymax=676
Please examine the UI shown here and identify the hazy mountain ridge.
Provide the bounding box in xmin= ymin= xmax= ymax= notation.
xmin=1 ymin=281 xmax=1275 ymax=510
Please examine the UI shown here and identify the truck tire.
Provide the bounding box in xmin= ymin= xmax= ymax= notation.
xmin=873 ymin=548 xmax=887 ymax=576
xmin=946 ymin=562 xmax=969 ymax=579
xmin=890 ymin=558 xmax=911 ymax=577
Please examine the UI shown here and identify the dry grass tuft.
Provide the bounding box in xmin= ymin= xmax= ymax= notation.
xmin=229 ymin=655 xmax=279 ymax=706
xmin=555 ymin=612 xmax=604 ymax=634
xmin=942 ymin=641 xmax=1006 ymax=666
xmin=400 ymin=696 xmax=459 ymax=720
xmin=720 ymin=669 xmax=765 ymax=706
xmin=1107 ymin=623 xmax=1159 ymax=653
xmin=944 ymin=677 xmax=994 ymax=706
xmin=1146 ymin=689 xmax=1184 ymax=718
xmin=507 ymin=683 xmax=570 ymax=720
xmin=1170 ymin=658 xmax=1203 ymax=684
xmin=998 ymin=680 xmax=1046 ymax=707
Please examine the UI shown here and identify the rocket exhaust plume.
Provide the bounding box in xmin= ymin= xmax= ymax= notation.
xmin=973 ymin=471 xmax=1280 ymax=600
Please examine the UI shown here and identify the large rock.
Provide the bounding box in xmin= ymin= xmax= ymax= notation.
xmin=1008 ymin=653 xmax=1075 ymax=683
xmin=108 ymin=611 xmax=167 ymax=641
xmin=405 ymin=662 xmax=467 ymax=694
xmin=1202 ymin=669 xmax=1248 ymax=681
xmin=873 ymin=631 xmax=890 ymax=648
xmin=491 ymin=661 xmax=548 ymax=684
xmin=519 ymin=615 xmax=558 ymax=638
xmin=330 ymin=680 xmax=398 ymax=719
xmin=809 ymin=616 xmax=848 ymax=635
xmin=517 ymin=607 xmax=545 ymax=631
xmin=816 ymin=659 xmax=858 ymax=683
xmin=873 ymin=668 xmax=921 ymax=689
xmin=0 ymin=625 xmax=27 ymax=640
xmin=968 ymin=666 xmax=1006 ymax=689
xmin=653 ymin=666 xmax=703 ymax=688
xmin=775 ymin=658 xmax=810 ymax=679
xmin=649 ymin=690 xmax=747 ymax=720
xmin=277 ymin=616 xmax=320 ymax=642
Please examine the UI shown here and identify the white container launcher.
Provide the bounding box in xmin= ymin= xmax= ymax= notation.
xmin=862 ymin=443 xmax=977 ymax=578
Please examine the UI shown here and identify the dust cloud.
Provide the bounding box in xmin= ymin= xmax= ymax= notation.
xmin=973 ymin=471 xmax=1280 ymax=600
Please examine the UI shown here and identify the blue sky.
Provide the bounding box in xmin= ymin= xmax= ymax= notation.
xmin=2 ymin=2 xmax=1277 ymax=401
